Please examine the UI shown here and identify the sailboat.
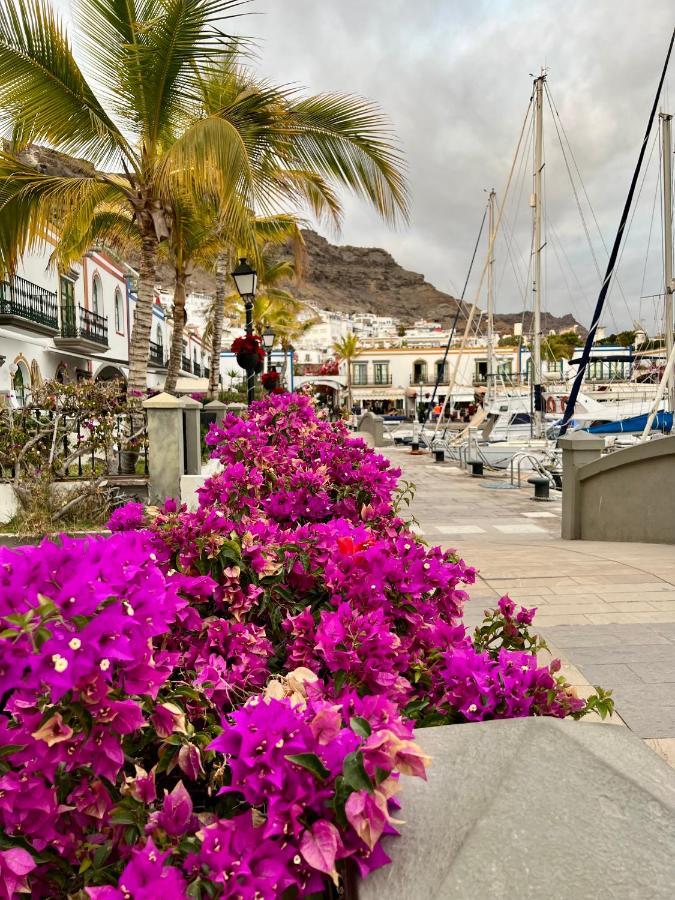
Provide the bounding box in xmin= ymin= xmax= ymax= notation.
xmin=433 ymin=52 xmax=675 ymax=471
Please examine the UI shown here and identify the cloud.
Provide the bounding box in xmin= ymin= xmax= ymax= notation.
xmin=50 ymin=0 xmax=675 ymax=330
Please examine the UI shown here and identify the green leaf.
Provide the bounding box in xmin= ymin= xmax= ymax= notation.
xmin=342 ymin=751 xmax=373 ymax=793
xmin=349 ymin=716 xmax=372 ymax=739
xmin=332 ymin=669 xmax=347 ymax=694
xmin=110 ymin=810 xmax=138 ymax=825
xmin=0 ymin=629 xmax=17 ymax=639
xmin=285 ymin=752 xmax=329 ymax=781
xmin=0 ymin=744 xmax=26 ymax=757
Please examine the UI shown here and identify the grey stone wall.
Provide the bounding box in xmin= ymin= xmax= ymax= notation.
xmin=560 ymin=433 xmax=675 ymax=544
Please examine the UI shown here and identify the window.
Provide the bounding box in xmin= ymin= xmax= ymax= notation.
xmin=92 ymin=275 xmax=102 ymax=316
xmin=435 ymin=360 xmax=448 ymax=382
xmin=12 ymin=364 xmax=27 ymax=406
xmin=497 ymin=360 xmax=513 ymax=378
xmin=412 ymin=360 xmax=427 ymax=384
xmin=475 ymin=361 xmax=488 ymax=383
xmin=510 ymin=413 xmax=532 ymax=426
xmin=374 ymin=362 xmax=389 ymax=384
xmin=352 ymin=362 xmax=368 ymax=385
xmin=156 ymin=326 xmax=163 ymax=350
xmin=114 ymin=289 xmax=124 ymax=333
xmin=60 ymin=276 xmax=76 ymax=332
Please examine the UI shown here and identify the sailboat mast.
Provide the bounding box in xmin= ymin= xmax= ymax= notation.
xmin=532 ymin=71 xmax=545 ymax=438
xmin=486 ymin=189 xmax=496 ymax=403
xmin=660 ymin=111 xmax=674 ymax=413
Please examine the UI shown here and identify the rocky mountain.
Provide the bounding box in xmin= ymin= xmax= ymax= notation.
xmin=288 ymin=230 xmax=585 ymax=336
xmin=8 ymin=146 xmax=584 ymax=335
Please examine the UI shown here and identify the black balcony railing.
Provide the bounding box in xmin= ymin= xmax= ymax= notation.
xmin=204 ymin=366 xmax=210 ymax=379
xmin=0 ymin=276 xmax=58 ymax=330
xmin=353 ymin=375 xmax=393 ymax=386
xmin=182 ymin=355 xmax=191 ymax=373
xmin=149 ymin=341 xmax=165 ymax=367
xmin=193 ymin=362 xmax=202 ymax=377
xmin=61 ymin=305 xmax=108 ymax=346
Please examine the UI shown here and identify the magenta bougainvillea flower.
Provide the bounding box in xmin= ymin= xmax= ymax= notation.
xmin=0 ymin=392 xmax=608 ymax=899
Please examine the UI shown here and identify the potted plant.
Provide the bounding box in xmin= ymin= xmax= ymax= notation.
xmin=261 ymin=369 xmax=281 ymax=392
xmin=231 ymin=334 xmax=265 ymax=374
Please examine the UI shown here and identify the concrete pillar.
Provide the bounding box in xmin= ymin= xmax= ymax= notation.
xmin=143 ymin=392 xmax=186 ymax=504
xmin=203 ymin=399 xmax=227 ymax=424
xmin=558 ymin=432 xmax=604 ymax=539
xmin=181 ymin=396 xmax=202 ymax=477
xmin=356 ymin=410 xmax=385 ymax=447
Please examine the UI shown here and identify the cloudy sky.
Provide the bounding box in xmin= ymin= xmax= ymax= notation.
xmin=54 ymin=1 xmax=674 ymax=331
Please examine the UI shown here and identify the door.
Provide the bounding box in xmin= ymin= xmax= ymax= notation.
xmin=60 ymin=276 xmax=76 ymax=335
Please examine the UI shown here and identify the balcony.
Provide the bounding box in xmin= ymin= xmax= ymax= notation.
xmin=204 ymin=366 xmax=210 ymax=379
xmin=193 ymin=362 xmax=202 ymax=377
xmin=54 ymin=305 xmax=109 ymax=352
xmin=0 ymin=275 xmax=59 ymax=335
xmin=149 ymin=341 xmax=166 ymax=369
xmin=410 ymin=374 xmax=447 ymax=385
xmin=181 ymin=355 xmax=191 ymax=373
xmin=353 ymin=375 xmax=394 ymax=387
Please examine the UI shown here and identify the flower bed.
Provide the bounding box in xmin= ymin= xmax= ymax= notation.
xmin=0 ymin=393 xmax=612 ymax=898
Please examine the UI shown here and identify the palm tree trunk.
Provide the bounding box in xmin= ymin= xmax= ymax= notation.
xmin=207 ymin=253 xmax=227 ymax=400
xmin=128 ymin=234 xmax=158 ymax=394
xmin=164 ymin=270 xmax=188 ymax=394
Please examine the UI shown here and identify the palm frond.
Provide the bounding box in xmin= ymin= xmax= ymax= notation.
xmin=0 ymin=152 xmax=126 ymax=273
xmin=55 ymin=206 xmax=140 ymax=271
xmin=285 ymin=93 xmax=409 ymax=226
xmin=0 ymin=0 xmax=130 ymax=166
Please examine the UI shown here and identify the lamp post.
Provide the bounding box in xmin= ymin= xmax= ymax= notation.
xmin=231 ymin=258 xmax=258 ymax=406
xmin=262 ymin=325 xmax=276 ymax=372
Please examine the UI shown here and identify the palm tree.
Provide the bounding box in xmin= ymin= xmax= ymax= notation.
xmin=0 ymin=4 xmax=407 ymax=393
xmin=333 ymin=332 xmax=362 ymax=412
xmin=205 ymin=216 xmax=306 ymax=399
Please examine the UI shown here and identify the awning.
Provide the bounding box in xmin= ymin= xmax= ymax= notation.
xmin=352 ymin=389 xmax=406 ymax=401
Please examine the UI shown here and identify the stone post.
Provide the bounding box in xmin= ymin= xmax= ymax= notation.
xmin=181 ymin=395 xmax=202 ymax=477
xmin=203 ymin=399 xmax=227 ymax=424
xmin=356 ymin=410 xmax=385 ymax=447
xmin=143 ymin=392 xmax=186 ymax=505
xmin=558 ymin=431 xmax=604 ymax=539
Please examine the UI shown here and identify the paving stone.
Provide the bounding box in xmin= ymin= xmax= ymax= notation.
xmin=360 ymin=718 xmax=675 ymax=899
xmin=645 ymin=738 xmax=675 ymax=768
xmin=625 ymin=662 xmax=675 ymax=684
xmin=579 ymin=664 xmax=645 ymax=685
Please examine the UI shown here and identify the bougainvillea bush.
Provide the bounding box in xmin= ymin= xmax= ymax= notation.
xmin=0 ymin=393 xmax=612 ymax=898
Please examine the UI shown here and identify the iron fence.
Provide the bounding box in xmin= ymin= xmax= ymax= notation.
xmin=0 ymin=276 xmax=59 ymax=330
xmin=0 ymin=408 xmax=148 ymax=482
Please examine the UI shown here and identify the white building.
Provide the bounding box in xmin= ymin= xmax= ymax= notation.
xmin=346 ymin=344 xmax=530 ymax=415
xmin=0 ymin=236 xmax=209 ymax=404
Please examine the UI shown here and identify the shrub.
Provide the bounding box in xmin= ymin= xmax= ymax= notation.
xmin=0 ymin=393 xmax=612 ymax=897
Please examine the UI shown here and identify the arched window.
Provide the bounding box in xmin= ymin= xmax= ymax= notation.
xmin=92 ymin=274 xmax=103 ymax=316
xmin=412 ymin=360 xmax=427 ymax=384
xmin=114 ymin=288 xmax=123 ymax=333
xmin=12 ymin=362 xmax=30 ymax=406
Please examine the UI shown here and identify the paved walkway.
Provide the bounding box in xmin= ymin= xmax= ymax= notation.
xmin=388 ymin=447 xmax=675 ymax=765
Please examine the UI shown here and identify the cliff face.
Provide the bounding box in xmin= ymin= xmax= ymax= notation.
xmin=289 ymin=230 xmax=463 ymax=324
xmin=10 ymin=144 xmax=584 ymax=335
xmin=286 ymin=231 xmax=585 ymax=336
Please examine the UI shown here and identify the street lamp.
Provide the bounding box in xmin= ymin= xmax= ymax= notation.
xmin=262 ymin=325 xmax=276 ymax=371
xmin=231 ymin=258 xmax=258 ymax=406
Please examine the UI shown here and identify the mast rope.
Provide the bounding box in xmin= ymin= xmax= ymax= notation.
xmin=545 ymin=80 xmax=634 ymax=322
xmin=559 ymin=26 xmax=675 ymax=436
xmin=432 ymin=92 xmax=536 ymax=440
